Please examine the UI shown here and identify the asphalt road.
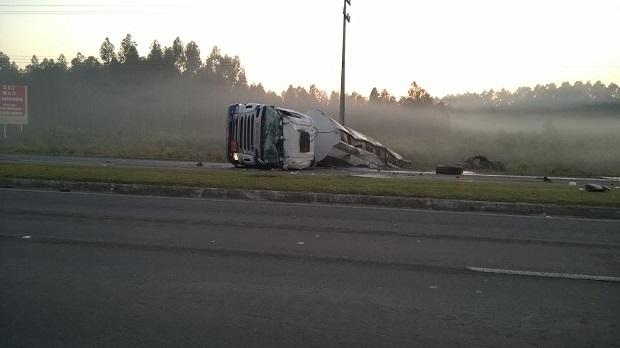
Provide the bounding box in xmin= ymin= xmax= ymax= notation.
xmin=1 ymin=189 xmax=619 ymax=347
xmin=2 ymin=153 xmax=618 ymax=184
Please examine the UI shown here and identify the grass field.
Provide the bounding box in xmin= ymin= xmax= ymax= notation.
xmin=1 ymin=163 xmax=619 ymax=207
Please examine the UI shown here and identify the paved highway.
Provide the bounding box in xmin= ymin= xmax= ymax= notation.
xmin=1 ymin=189 xmax=619 ymax=347
xmin=2 ymin=153 xmax=618 ymax=184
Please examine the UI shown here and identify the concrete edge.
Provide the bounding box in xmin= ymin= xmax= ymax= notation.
xmin=1 ymin=177 xmax=619 ymax=219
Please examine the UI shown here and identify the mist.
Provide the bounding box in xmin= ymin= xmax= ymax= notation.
xmin=1 ymin=38 xmax=619 ymax=176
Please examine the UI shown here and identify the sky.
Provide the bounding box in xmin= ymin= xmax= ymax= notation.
xmin=1 ymin=0 xmax=619 ymax=97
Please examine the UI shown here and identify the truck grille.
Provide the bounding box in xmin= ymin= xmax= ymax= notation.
xmin=231 ymin=112 xmax=258 ymax=153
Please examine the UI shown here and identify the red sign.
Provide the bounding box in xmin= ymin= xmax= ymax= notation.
xmin=1 ymin=84 xmax=28 ymax=124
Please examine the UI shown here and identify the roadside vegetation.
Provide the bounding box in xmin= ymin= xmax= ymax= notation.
xmin=1 ymin=163 xmax=619 ymax=207
xmin=1 ymin=35 xmax=619 ymax=176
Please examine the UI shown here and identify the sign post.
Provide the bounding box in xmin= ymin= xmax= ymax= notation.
xmin=0 ymin=84 xmax=29 ymax=137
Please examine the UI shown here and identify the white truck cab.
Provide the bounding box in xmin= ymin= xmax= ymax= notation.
xmin=227 ymin=103 xmax=316 ymax=170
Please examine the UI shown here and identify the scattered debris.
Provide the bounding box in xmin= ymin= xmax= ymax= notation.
xmin=435 ymin=165 xmax=464 ymax=175
xmin=543 ymin=176 xmax=552 ymax=182
xmin=196 ymin=161 xmax=204 ymax=167
xmin=584 ymin=183 xmax=610 ymax=192
xmin=463 ymin=155 xmax=506 ymax=172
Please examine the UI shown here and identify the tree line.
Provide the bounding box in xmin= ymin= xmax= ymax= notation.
xmin=443 ymin=81 xmax=620 ymax=112
xmin=2 ymin=35 xmax=618 ymax=114
xmin=0 ymin=34 xmax=444 ymax=111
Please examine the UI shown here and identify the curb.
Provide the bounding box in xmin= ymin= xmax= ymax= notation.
xmin=1 ymin=177 xmax=619 ymax=219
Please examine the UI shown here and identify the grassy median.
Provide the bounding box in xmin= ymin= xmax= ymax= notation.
xmin=1 ymin=163 xmax=619 ymax=207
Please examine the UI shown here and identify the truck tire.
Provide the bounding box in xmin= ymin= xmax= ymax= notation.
xmin=435 ymin=165 xmax=464 ymax=175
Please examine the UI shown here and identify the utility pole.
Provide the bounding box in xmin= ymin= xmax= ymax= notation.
xmin=339 ymin=0 xmax=351 ymax=126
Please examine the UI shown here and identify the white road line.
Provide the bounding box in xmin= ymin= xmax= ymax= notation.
xmin=467 ymin=266 xmax=620 ymax=282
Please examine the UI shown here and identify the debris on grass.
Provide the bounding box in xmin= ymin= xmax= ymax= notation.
xmin=584 ymin=183 xmax=610 ymax=192
xmin=464 ymin=155 xmax=506 ymax=172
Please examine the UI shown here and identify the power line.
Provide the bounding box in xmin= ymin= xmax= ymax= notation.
xmin=0 ymin=4 xmax=175 ymax=7
xmin=0 ymin=10 xmax=169 ymax=14
xmin=0 ymin=4 xmax=157 ymax=6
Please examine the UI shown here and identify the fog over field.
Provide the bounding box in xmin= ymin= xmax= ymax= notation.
xmin=1 ymin=37 xmax=619 ymax=176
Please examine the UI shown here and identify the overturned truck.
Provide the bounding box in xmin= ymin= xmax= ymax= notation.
xmin=227 ymin=103 xmax=409 ymax=170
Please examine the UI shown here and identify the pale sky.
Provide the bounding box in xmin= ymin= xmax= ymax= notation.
xmin=1 ymin=0 xmax=619 ymax=97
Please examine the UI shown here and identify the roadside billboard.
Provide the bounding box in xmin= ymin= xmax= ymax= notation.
xmin=0 ymin=84 xmax=28 ymax=125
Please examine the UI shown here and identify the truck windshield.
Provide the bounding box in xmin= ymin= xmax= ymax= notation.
xmin=262 ymin=107 xmax=281 ymax=166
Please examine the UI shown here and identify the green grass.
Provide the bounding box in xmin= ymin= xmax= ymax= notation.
xmin=1 ymin=163 xmax=619 ymax=207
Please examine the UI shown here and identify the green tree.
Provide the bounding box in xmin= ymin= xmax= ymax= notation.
xmin=56 ymin=54 xmax=68 ymax=71
xmin=329 ymin=91 xmax=339 ymax=106
xmin=369 ymin=87 xmax=380 ymax=103
xmin=349 ymin=91 xmax=366 ymax=105
xmin=0 ymin=52 xmax=19 ymax=80
xmin=402 ymin=81 xmax=432 ymax=106
xmin=608 ymin=82 xmax=619 ymax=100
xmin=235 ymin=68 xmax=248 ymax=87
xmin=309 ymin=84 xmax=327 ymax=104
xmin=118 ymin=34 xmax=140 ymax=65
xmin=282 ymin=85 xmax=297 ymax=105
xmin=172 ymin=37 xmax=185 ymax=71
xmin=77 ymin=56 xmax=102 ymax=75
xmin=99 ymin=37 xmax=116 ymax=64
xmin=204 ymin=46 xmax=221 ymax=74
xmin=184 ymin=41 xmax=201 ymax=75
xmin=40 ymin=58 xmax=56 ymax=71
xmin=72 ymin=52 xmax=101 ymax=74
xmin=147 ymin=40 xmax=164 ymax=66
xmin=71 ymin=52 xmax=85 ymax=70
xmin=204 ymin=46 xmax=245 ymax=85
xmin=0 ymin=52 xmax=11 ymax=70
xmin=379 ymin=89 xmax=396 ymax=104
xmin=591 ymin=80 xmax=608 ymax=101
xmin=26 ymin=55 xmax=40 ymax=73
xmin=82 ymin=56 xmax=101 ymax=68
xmin=162 ymin=46 xmax=176 ymax=71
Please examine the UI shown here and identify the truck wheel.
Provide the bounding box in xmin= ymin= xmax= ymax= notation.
xmin=435 ymin=165 xmax=464 ymax=175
